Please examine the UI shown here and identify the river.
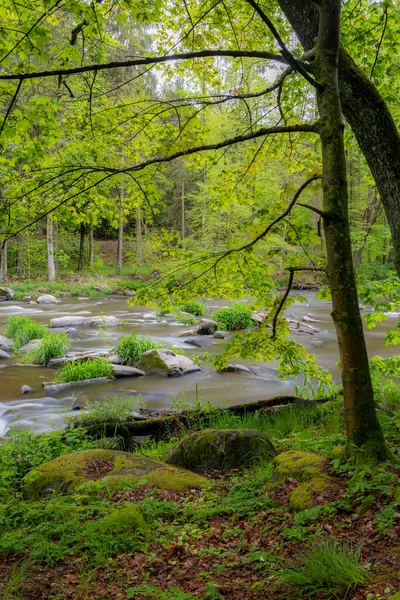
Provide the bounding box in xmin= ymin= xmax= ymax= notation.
xmin=0 ymin=293 xmax=398 ymax=435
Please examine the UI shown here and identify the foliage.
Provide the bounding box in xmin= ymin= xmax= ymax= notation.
xmin=4 ymin=316 xmax=47 ymax=351
xmin=212 ymin=303 xmax=254 ymax=331
xmin=24 ymin=333 xmax=71 ymax=366
xmin=67 ymin=395 xmax=144 ymax=427
xmin=55 ymin=359 xmax=114 ymax=383
xmin=115 ymin=332 xmax=163 ymax=365
xmin=179 ymin=300 xmax=206 ymax=316
xmin=278 ymin=541 xmax=368 ymax=598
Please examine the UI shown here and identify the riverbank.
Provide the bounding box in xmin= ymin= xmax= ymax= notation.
xmin=0 ymin=400 xmax=399 ymax=600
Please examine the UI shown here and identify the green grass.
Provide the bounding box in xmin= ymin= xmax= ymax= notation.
xmin=179 ymin=299 xmax=206 ymax=316
xmin=55 ymin=358 xmax=114 ymax=383
xmin=67 ymin=394 xmax=143 ymax=427
xmin=278 ymin=541 xmax=368 ymax=598
xmin=24 ymin=332 xmax=71 ymax=366
xmin=4 ymin=316 xmax=48 ymax=351
xmin=212 ymin=303 xmax=254 ymax=331
xmin=115 ymin=332 xmax=163 ymax=365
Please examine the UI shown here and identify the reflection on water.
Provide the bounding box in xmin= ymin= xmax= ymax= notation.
xmin=0 ymin=293 xmax=398 ymax=435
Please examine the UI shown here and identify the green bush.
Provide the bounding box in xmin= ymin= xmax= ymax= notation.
xmin=4 ymin=316 xmax=48 ymax=350
xmin=213 ymin=303 xmax=253 ymax=331
xmin=278 ymin=541 xmax=367 ymax=598
xmin=180 ymin=299 xmax=206 ymax=316
xmin=115 ymin=332 xmax=163 ymax=365
xmin=24 ymin=333 xmax=71 ymax=366
xmin=55 ymin=358 xmax=114 ymax=382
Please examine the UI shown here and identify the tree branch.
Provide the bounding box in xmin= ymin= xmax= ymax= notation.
xmin=298 ymin=202 xmax=327 ymax=217
xmin=0 ymin=79 xmax=22 ymax=137
xmin=0 ymin=50 xmax=287 ymax=81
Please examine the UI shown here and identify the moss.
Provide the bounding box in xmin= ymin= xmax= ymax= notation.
xmin=140 ymin=348 xmax=175 ymax=374
xmin=166 ymin=429 xmax=277 ymax=473
xmin=356 ymin=494 xmax=375 ymax=516
xmin=388 ymin=594 xmax=400 ymax=600
xmin=99 ymin=505 xmax=146 ymax=533
xmin=273 ymin=450 xmax=328 ymax=482
xmin=289 ymin=475 xmax=333 ymax=511
xmin=22 ymin=449 xmax=208 ymax=499
xmin=394 ymin=487 xmax=400 ymax=502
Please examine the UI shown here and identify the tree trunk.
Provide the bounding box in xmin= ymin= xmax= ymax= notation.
xmin=54 ymin=220 xmax=59 ymax=274
xmin=0 ymin=240 xmax=7 ymax=282
xmin=117 ymin=220 xmax=123 ymax=269
xmin=16 ymin=234 xmax=25 ymax=275
xmin=181 ymin=167 xmax=185 ymax=242
xmin=316 ymin=0 xmax=389 ymax=462
xmin=77 ymin=223 xmax=85 ymax=271
xmin=89 ymin=228 xmax=94 ymax=267
xmin=278 ymin=0 xmax=400 ymax=276
xmin=47 ymin=215 xmax=56 ymax=282
xmin=136 ymin=207 xmax=142 ymax=261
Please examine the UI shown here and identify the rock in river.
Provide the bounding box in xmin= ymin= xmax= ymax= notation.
xmin=37 ymin=294 xmax=61 ymax=304
xmin=112 ymin=364 xmax=145 ymax=378
xmin=20 ymin=385 xmax=33 ymax=394
xmin=22 ymin=449 xmax=208 ymax=498
xmin=0 ymin=335 xmax=13 ymax=351
xmin=0 ymin=286 xmax=14 ymax=301
xmin=0 ymin=349 xmax=12 ymax=359
xmin=195 ymin=318 xmax=218 ymax=335
xmin=140 ymin=348 xmax=201 ymax=377
xmin=166 ymin=429 xmax=277 ymax=473
xmin=50 ymin=315 xmax=119 ymax=328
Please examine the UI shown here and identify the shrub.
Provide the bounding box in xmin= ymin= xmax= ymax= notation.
xmin=67 ymin=395 xmax=143 ymax=427
xmin=4 ymin=316 xmax=48 ymax=350
xmin=213 ymin=303 xmax=253 ymax=331
xmin=55 ymin=358 xmax=114 ymax=383
xmin=24 ymin=333 xmax=71 ymax=366
xmin=115 ymin=332 xmax=163 ymax=365
xmin=278 ymin=541 xmax=367 ymax=598
xmin=180 ymin=299 xmax=206 ymax=316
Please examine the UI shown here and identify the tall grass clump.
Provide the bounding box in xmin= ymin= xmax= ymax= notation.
xmin=67 ymin=395 xmax=142 ymax=427
xmin=5 ymin=316 xmax=48 ymax=350
xmin=180 ymin=299 xmax=206 ymax=316
xmin=24 ymin=333 xmax=71 ymax=366
xmin=55 ymin=358 xmax=113 ymax=383
xmin=115 ymin=332 xmax=163 ymax=365
xmin=213 ymin=303 xmax=253 ymax=331
xmin=278 ymin=541 xmax=368 ymax=598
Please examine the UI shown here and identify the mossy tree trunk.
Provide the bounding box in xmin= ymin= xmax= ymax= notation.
xmin=315 ymin=0 xmax=390 ymax=462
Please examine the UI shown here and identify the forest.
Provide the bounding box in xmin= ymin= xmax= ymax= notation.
xmin=0 ymin=0 xmax=399 ymax=598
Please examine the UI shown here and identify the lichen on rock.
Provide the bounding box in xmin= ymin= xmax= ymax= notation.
xmin=22 ymin=449 xmax=208 ymax=498
xmin=165 ymin=429 xmax=277 ymax=473
xmin=272 ymin=450 xmax=328 ymax=482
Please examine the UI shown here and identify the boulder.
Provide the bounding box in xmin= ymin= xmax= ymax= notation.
xmin=218 ymin=363 xmax=256 ymax=375
xmin=184 ymin=337 xmax=215 ymax=348
xmin=20 ymin=385 xmax=33 ymax=394
xmin=213 ymin=331 xmax=227 ymax=339
xmin=0 ymin=349 xmax=12 ymax=359
xmin=50 ymin=315 xmax=119 ymax=328
xmin=42 ymin=376 xmax=112 ymax=396
xmin=37 ymin=294 xmax=61 ymax=304
xmin=108 ymin=354 xmax=122 ymax=364
xmin=0 ymin=287 xmax=14 ymax=301
xmin=0 ymin=335 xmax=13 ymax=351
xmin=165 ymin=429 xmax=277 ymax=473
xmin=47 ymin=350 xmax=112 ymax=368
xmin=195 ymin=318 xmax=218 ymax=335
xmin=112 ymin=364 xmax=145 ymax=378
xmin=143 ymin=313 xmax=157 ymax=320
xmin=140 ymin=348 xmax=201 ymax=377
xmin=22 ymin=449 xmax=208 ymax=498
xmin=20 ymin=339 xmax=42 ymax=353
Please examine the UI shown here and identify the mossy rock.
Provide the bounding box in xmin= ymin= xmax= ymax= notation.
xmin=272 ymin=450 xmax=328 ymax=483
xmin=289 ymin=474 xmax=335 ymax=511
xmin=99 ymin=505 xmax=146 ymax=533
xmin=22 ymin=449 xmax=208 ymax=499
xmin=165 ymin=429 xmax=277 ymax=473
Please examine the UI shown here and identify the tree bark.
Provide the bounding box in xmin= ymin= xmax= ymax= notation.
xmin=0 ymin=240 xmax=7 ymax=282
xmin=89 ymin=228 xmax=94 ymax=267
xmin=136 ymin=207 xmax=142 ymax=260
xmin=77 ymin=223 xmax=85 ymax=271
xmin=277 ymin=0 xmax=400 ymax=276
xmin=54 ymin=220 xmax=59 ymax=274
xmin=16 ymin=234 xmax=25 ymax=275
xmin=117 ymin=220 xmax=123 ymax=269
xmin=315 ymin=0 xmax=389 ymax=462
xmin=47 ymin=215 xmax=56 ymax=282
xmin=181 ymin=165 xmax=185 ymax=242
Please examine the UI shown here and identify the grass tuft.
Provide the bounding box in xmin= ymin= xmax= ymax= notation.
xmin=179 ymin=299 xmax=206 ymax=316
xmin=4 ymin=316 xmax=47 ymax=351
xmin=55 ymin=358 xmax=114 ymax=382
xmin=115 ymin=332 xmax=163 ymax=365
xmin=24 ymin=333 xmax=71 ymax=366
xmin=212 ymin=303 xmax=253 ymax=331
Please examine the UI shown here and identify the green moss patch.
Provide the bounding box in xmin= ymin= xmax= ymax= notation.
xmin=273 ymin=450 xmax=328 ymax=482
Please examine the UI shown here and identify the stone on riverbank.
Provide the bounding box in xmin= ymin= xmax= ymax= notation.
xmin=166 ymin=429 xmax=277 ymax=473
xmin=140 ymin=348 xmax=201 ymax=377
xmin=37 ymin=294 xmax=61 ymax=304
xmin=195 ymin=318 xmax=218 ymax=335
xmin=42 ymin=377 xmax=112 ymax=396
xmin=0 ymin=349 xmax=12 ymax=359
xmin=22 ymin=449 xmax=208 ymax=498
xmin=0 ymin=287 xmax=14 ymax=301
xmin=112 ymin=364 xmax=145 ymax=378
xmin=20 ymin=339 xmax=42 ymax=353
xmin=50 ymin=315 xmax=119 ymax=328
xmin=0 ymin=335 xmax=13 ymax=351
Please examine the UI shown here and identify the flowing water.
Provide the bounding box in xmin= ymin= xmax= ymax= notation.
xmin=0 ymin=293 xmax=398 ymax=435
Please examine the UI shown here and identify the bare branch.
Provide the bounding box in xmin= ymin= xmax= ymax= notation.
xmin=0 ymin=79 xmax=22 ymax=137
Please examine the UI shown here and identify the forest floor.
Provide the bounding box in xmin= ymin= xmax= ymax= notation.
xmin=0 ymin=401 xmax=399 ymax=600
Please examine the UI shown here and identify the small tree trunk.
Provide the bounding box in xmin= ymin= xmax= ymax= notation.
xmin=181 ymin=169 xmax=185 ymax=242
xmin=117 ymin=220 xmax=123 ymax=269
xmin=89 ymin=228 xmax=94 ymax=267
xmin=54 ymin=221 xmax=59 ymax=274
xmin=136 ymin=208 xmax=142 ymax=260
xmin=16 ymin=234 xmax=25 ymax=275
xmin=47 ymin=215 xmax=56 ymax=282
xmin=0 ymin=240 xmax=8 ymax=282
xmin=77 ymin=223 xmax=85 ymax=271
xmin=316 ymin=0 xmax=389 ymax=462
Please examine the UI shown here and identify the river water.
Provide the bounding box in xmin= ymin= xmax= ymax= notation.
xmin=0 ymin=293 xmax=398 ymax=435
